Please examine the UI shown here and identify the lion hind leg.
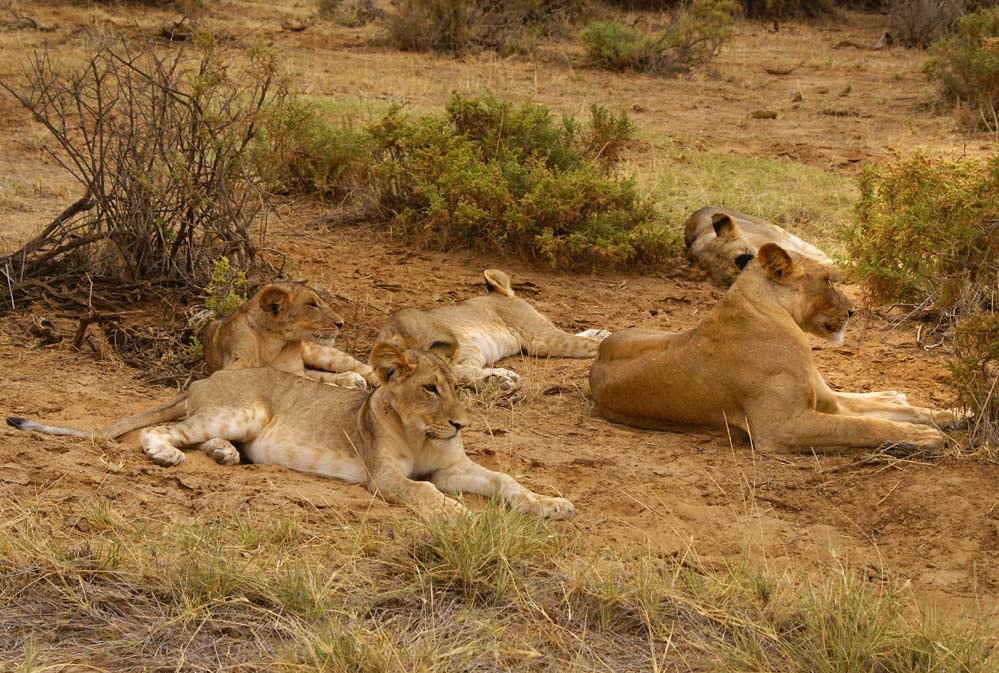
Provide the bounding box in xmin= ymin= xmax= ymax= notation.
xmin=523 ymin=327 xmax=604 ymax=359
xmin=431 ymin=457 xmax=574 ymax=520
xmin=140 ymin=404 xmax=269 ymax=468
xmin=301 ymin=342 xmax=375 ymax=383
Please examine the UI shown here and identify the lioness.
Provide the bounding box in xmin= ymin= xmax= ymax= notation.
xmin=589 ymin=243 xmax=960 ymax=452
xmin=377 ymin=269 xmax=610 ymax=393
xmin=202 ymin=281 xmax=374 ymax=388
xmin=8 ymin=344 xmax=575 ymax=520
xmin=685 ymin=206 xmax=835 ymax=286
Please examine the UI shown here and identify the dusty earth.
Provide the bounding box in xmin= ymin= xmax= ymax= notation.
xmin=1 ymin=0 xmax=997 ymax=628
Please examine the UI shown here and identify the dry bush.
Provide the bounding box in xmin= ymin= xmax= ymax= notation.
xmin=0 ymin=34 xmax=275 ymax=305
xmin=889 ymin=0 xmax=966 ymax=47
xmin=581 ymin=0 xmax=739 ymax=76
xmin=844 ymin=153 xmax=999 ymax=450
xmin=741 ymin=0 xmax=834 ymax=17
xmin=924 ymin=7 xmax=999 ymax=132
xmin=383 ymin=0 xmax=588 ymax=55
xmin=316 ymin=0 xmax=384 ymax=26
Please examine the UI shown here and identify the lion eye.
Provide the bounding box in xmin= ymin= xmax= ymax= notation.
xmin=309 ymin=300 xmax=320 ymax=308
xmin=423 ymin=384 xmax=439 ymax=396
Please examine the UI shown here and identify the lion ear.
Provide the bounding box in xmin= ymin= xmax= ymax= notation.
xmin=371 ymin=343 xmax=416 ymax=384
xmin=258 ymin=285 xmax=291 ymax=317
xmin=483 ymin=269 xmax=515 ymax=297
xmin=757 ymin=243 xmax=794 ymax=282
xmin=711 ymin=214 xmax=739 ymax=239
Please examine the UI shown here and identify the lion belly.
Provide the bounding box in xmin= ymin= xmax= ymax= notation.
xmin=243 ymin=425 xmax=367 ymax=483
xmin=459 ymin=325 xmax=520 ymax=366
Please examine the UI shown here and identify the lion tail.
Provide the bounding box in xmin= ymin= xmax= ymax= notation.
xmin=7 ymin=394 xmax=187 ymax=441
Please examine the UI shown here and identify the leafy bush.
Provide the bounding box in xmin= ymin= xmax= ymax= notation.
xmin=251 ymin=97 xmax=371 ymax=199
xmin=383 ymin=0 xmax=586 ymax=55
xmin=369 ymin=95 xmax=673 ymax=270
xmin=889 ymin=0 xmax=965 ymax=48
xmin=924 ymin=7 xmax=999 ymax=132
xmin=844 ymin=153 xmax=999 ymax=449
xmin=581 ymin=0 xmax=738 ymax=76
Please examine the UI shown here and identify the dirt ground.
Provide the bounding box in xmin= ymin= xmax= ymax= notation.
xmin=1 ymin=0 xmax=997 ymax=625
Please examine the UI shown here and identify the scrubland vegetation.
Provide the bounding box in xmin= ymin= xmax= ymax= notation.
xmin=3 ymin=500 xmax=995 ymax=671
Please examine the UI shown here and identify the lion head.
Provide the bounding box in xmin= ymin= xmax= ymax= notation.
xmin=688 ymin=213 xmax=756 ymax=286
xmin=752 ymin=243 xmax=854 ymax=345
xmin=376 ymin=309 xmax=461 ymax=364
xmin=255 ymin=282 xmax=344 ymax=344
xmin=370 ymin=343 xmax=469 ymax=441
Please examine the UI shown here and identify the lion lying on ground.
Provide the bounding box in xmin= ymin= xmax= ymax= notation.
xmin=685 ymin=205 xmax=835 ymax=286
xmin=202 ymin=281 xmax=374 ymax=388
xmin=589 ymin=243 xmax=960 ymax=452
xmin=8 ymin=344 xmax=574 ymax=519
xmin=5 ymin=282 xmax=373 ymax=442
xmin=377 ymin=269 xmax=609 ymax=393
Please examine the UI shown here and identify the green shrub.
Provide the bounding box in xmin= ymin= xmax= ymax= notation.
xmin=316 ymin=0 xmax=382 ymax=27
xmin=581 ymin=0 xmax=738 ymax=76
xmin=383 ymin=0 xmax=587 ymax=55
xmin=204 ymin=255 xmax=248 ymax=319
xmin=924 ymin=8 xmax=999 ymax=131
xmin=369 ymin=95 xmax=673 ymax=270
xmin=844 ymin=153 xmax=999 ymax=450
xmin=251 ymin=97 xmax=371 ymax=198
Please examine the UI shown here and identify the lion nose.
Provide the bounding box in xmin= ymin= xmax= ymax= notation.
xmin=449 ymin=419 xmax=466 ymax=432
xmin=334 ymin=319 xmax=344 ymax=328
xmin=847 ymin=310 xmax=855 ymax=318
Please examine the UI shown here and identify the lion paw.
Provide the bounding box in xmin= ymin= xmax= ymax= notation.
xmin=338 ymin=372 xmax=369 ymax=390
xmin=141 ymin=442 xmax=185 ymax=467
xmin=201 ymin=438 xmax=240 ymax=466
xmin=933 ymin=409 xmax=964 ymax=431
xmin=519 ymin=495 xmax=575 ymax=520
xmin=479 ymin=368 xmax=522 ymax=393
xmin=906 ymin=426 xmax=948 ymax=450
xmin=576 ymin=329 xmax=611 ymax=341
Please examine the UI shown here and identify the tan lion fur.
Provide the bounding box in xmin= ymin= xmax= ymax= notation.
xmin=377 ymin=269 xmax=609 ymax=393
xmin=590 ymin=243 xmax=960 ymax=452
xmin=685 ymin=205 xmax=835 ymax=286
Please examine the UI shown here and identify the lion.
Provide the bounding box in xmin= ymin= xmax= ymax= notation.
xmin=377 ymin=269 xmax=610 ymax=393
xmin=7 ymin=344 xmax=575 ymax=520
xmin=685 ymin=205 xmax=835 ymax=286
xmin=201 ymin=281 xmax=374 ymax=388
xmin=589 ymin=243 xmax=960 ymax=452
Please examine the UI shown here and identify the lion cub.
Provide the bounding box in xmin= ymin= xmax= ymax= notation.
xmin=685 ymin=206 xmax=835 ymax=286
xmin=202 ymin=281 xmax=374 ymax=388
xmin=590 ymin=243 xmax=960 ymax=452
xmin=377 ymin=269 xmax=609 ymax=393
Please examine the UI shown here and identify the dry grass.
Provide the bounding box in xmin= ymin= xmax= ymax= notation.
xmin=2 ymin=496 xmax=995 ymax=672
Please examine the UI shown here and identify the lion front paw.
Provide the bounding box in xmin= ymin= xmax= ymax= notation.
xmin=518 ymin=495 xmax=575 ymax=520
xmin=339 ymin=372 xmax=369 ymax=390
xmin=576 ymin=329 xmax=611 ymax=341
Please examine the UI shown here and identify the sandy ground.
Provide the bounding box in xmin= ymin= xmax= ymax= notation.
xmin=1 ymin=1 xmax=997 ymax=622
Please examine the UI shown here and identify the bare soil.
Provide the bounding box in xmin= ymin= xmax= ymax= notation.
xmin=1 ymin=0 xmax=997 ymax=624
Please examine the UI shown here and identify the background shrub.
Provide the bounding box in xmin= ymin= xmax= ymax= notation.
xmin=924 ymin=7 xmax=999 ymax=132
xmin=888 ymin=0 xmax=965 ymax=48
xmin=581 ymin=0 xmax=738 ymax=75
xmin=844 ymin=153 xmax=999 ymax=449
xmin=383 ymin=0 xmax=587 ymax=55
xmin=251 ymin=97 xmax=371 ymax=199
xmin=316 ymin=0 xmax=383 ymax=27
xmin=741 ymin=0 xmax=834 ymax=18
xmin=368 ymin=95 xmax=673 ymax=270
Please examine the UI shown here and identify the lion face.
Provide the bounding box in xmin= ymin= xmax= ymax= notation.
xmin=257 ymin=283 xmax=344 ymax=344
xmin=690 ymin=214 xmax=755 ymax=286
xmin=370 ymin=344 xmax=469 ymax=440
xmin=756 ymin=243 xmax=853 ymax=344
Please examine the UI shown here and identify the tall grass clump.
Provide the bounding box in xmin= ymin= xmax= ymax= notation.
xmin=581 ymin=0 xmax=738 ymax=75
xmin=924 ymin=7 xmax=999 ymax=132
xmin=383 ymin=0 xmax=587 ymax=55
xmin=369 ymin=94 xmax=675 ymax=270
xmin=844 ymin=153 xmax=999 ymax=450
